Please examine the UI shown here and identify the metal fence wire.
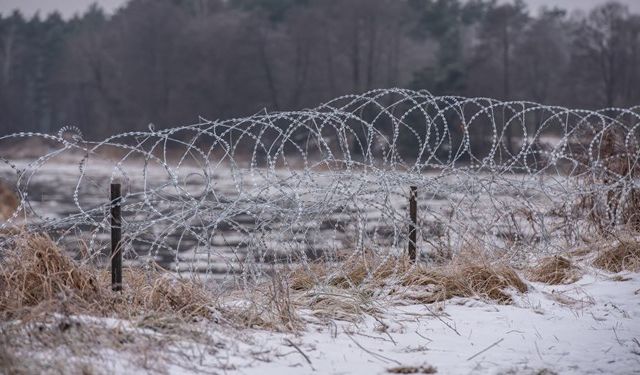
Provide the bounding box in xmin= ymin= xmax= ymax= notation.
xmin=1 ymin=88 xmax=639 ymax=288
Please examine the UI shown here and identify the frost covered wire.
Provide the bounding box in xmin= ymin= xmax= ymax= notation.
xmin=0 ymin=88 xmax=639 ymax=286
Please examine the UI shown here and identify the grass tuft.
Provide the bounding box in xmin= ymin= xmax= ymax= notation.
xmin=403 ymin=262 xmax=527 ymax=304
xmin=218 ymin=274 xmax=302 ymax=331
xmin=593 ymin=240 xmax=640 ymax=273
xmin=0 ymin=180 xmax=19 ymax=221
xmin=0 ymin=233 xmax=217 ymax=322
xmin=529 ymin=256 xmax=581 ymax=284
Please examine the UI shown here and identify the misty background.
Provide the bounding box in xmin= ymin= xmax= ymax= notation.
xmin=0 ymin=0 xmax=638 ymax=139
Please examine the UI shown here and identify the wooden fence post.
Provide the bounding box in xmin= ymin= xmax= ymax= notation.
xmin=111 ymin=183 xmax=123 ymax=291
xmin=408 ymin=185 xmax=417 ymax=262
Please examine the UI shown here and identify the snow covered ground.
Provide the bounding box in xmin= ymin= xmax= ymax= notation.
xmin=2 ymin=158 xmax=639 ymax=374
xmin=69 ymin=268 xmax=638 ymax=375
xmin=226 ymin=272 xmax=640 ymax=375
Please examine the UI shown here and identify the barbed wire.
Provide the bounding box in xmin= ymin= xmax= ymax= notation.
xmin=1 ymin=88 xmax=639 ymax=287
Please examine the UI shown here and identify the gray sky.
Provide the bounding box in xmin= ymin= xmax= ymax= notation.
xmin=525 ymin=0 xmax=640 ymax=13
xmin=0 ymin=0 xmax=639 ymax=18
xmin=0 ymin=0 xmax=127 ymax=18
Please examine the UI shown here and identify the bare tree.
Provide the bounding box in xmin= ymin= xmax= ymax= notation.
xmin=472 ymin=0 xmax=529 ymax=153
xmin=514 ymin=8 xmax=569 ymax=105
xmin=572 ymin=2 xmax=633 ymax=108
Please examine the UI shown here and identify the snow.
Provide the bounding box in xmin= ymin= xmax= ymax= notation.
xmin=226 ymin=272 xmax=640 ymax=375
xmin=81 ymin=269 xmax=636 ymax=375
xmin=8 ymin=269 xmax=640 ymax=374
xmin=3 ymin=158 xmax=640 ymax=373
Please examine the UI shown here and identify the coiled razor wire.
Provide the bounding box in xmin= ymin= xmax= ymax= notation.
xmin=0 ymin=88 xmax=639 ymax=287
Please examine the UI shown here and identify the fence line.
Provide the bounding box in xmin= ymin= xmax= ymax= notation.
xmin=0 ymin=88 xmax=639 ymax=288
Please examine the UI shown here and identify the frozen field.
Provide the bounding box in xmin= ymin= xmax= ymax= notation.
xmin=201 ymin=271 xmax=640 ymax=374
xmin=0 ymin=156 xmax=588 ymax=280
xmin=2 ymin=89 xmax=639 ymax=374
xmin=8 ymin=263 xmax=639 ymax=375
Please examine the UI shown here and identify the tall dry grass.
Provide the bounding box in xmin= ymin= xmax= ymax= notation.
xmin=576 ymin=128 xmax=640 ymax=233
xmin=0 ymin=180 xmax=19 ymax=221
xmin=218 ymin=273 xmax=304 ymax=331
xmin=0 ymin=233 xmax=217 ymax=322
xmin=4 ymin=230 xmax=638 ymax=330
xmin=529 ymin=256 xmax=582 ymax=284
xmin=3 ymin=229 xmax=638 ymax=374
xmin=289 ymin=250 xmax=528 ymax=306
xmin=401 ymin=259 xmax=527 ymax=304
xmin=0 ymin=232 xmax=225 ymax=374
xmin=593 ymin=239 xmax=640 ymax=273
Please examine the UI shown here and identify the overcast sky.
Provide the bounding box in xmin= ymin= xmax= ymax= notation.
xmin=0 ymin=0 xmax=639 ymax=18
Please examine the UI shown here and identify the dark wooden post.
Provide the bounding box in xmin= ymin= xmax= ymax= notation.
xmin=408 ymin=185 xmax=417 ymax=262
xmin=110 ymin=183 xmax=123 ymax=291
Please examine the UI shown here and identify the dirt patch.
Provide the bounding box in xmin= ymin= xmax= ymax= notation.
xmin=387 ymin=365 xmax=438 ymax=374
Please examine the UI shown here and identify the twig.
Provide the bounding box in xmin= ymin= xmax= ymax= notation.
xmin=284 ymin=338 xmax=314 ymax=370
xmin=534 ymin=340 xmax=543 ymax=361
xmin=613 ymin=325 xmax=623 ymax=346
xmin=371 ymin=314 xmax=397 ymax=345
xmin=466 ymin=338 xmax=504 ymax=361
xmin=631 ymin=338 xmax=640 ymax=356
xmin=423 ymin=304 xmax=461 ymax=336
xmin=505 ymin=330 xmax=524 ymax=335
xmin=343 ymin=328 xmax=401 ymax=365
xmin=355 ymin=331 xmax=395 ymax=344
xmin=415 ymin=330 xmax=433 ymax=343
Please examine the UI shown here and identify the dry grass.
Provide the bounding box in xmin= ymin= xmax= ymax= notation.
xmin=593 ymin=240 xmax=640 ymax=273
xmin=288 ymin=252 xmax=411 ymax=294
xmin=387 ymin=364 xmax=438 ymax=374
xmin=2 ymin=233 xmax=589 ymax=332
xmin=286 ymin=253 xmax=408 ymax=320
xmin=289 ymin=262 xmax=328 ymax=290
xmin=0 ymin=233 xmax=217 ymax=322
xmin=0 ymin=233 xmax=224 ymax=374
xmin=403 ymin=261 xmax=527 ymax=304
xmin=327 ymin=252 xmax=412 ymax=289
xmin=529 ymin=256 xmax=581 ymax=284
xmin=288 ymin=251 xmax=527 ymax=306
xmin=302 ymin=289 xmax=378 ymax=321
xmin=219 ymin=274 xmax=303 ymax=331
xmin=4 ymin=233 xmax=614 ymax=375
xmin=0 ymin=311 xmax=216 ymax=375
xmin=104 ymin=268 xmax=216 ymax=321
xmin=575 ymin=127 xmax=640 ymax=233
xmin=0 ymin=233 xmax=100 ymax=319
xmin=0 ymin=232 xmax=605 ymax=374
xmin=0 ymin=180 xmax=19 ymax=221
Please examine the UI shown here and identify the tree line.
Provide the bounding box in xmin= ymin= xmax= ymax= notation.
xmin=0 ymin=0 xmax=639 ymax=138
